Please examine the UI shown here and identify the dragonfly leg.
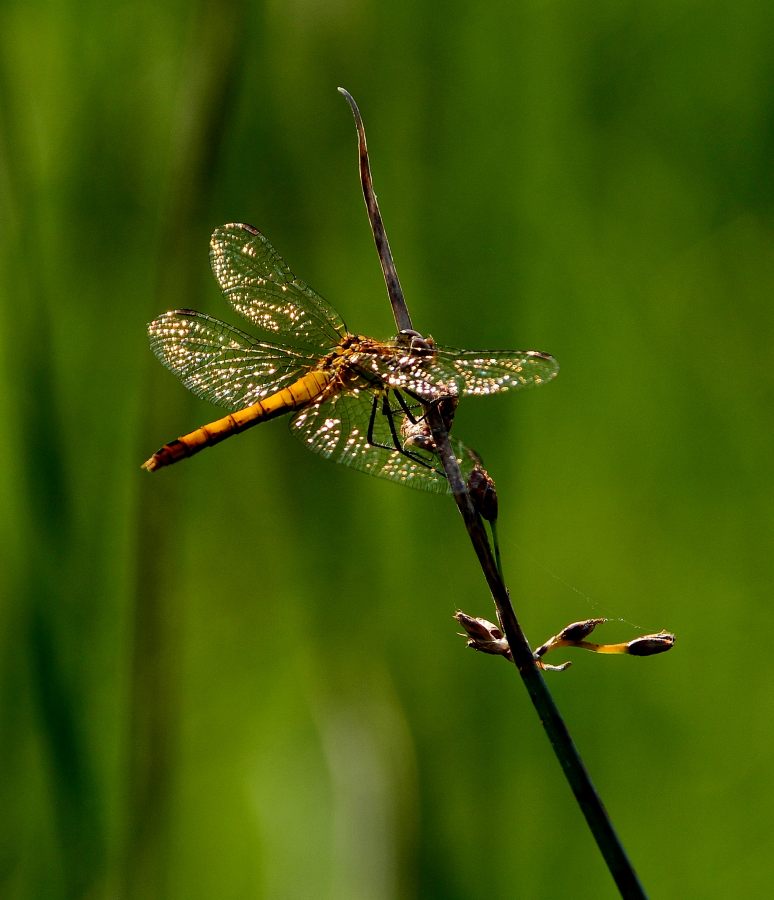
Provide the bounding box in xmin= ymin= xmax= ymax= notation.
xmin=365 ymin=392 xmax=403 ymax=453
xmin=403 ymin=388 xmax=459 ymax=435
xmin=363 ymin=392 xmax=436 ymax=472
xmin=366 ymin=393 xmax=382 ymax=447
xmin=382 ymin=392 xmax=405 ymax=449
xmin=392 ymin=389 xmax=421 ymax=424
xmin=382 ymin=392 xmax=447 ymax=475
xmin=363 ymin=391 xmax=446 ymax=477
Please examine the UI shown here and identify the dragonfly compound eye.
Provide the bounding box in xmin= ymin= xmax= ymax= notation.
xmin=397 ymin=329 xmax=435 ymax=356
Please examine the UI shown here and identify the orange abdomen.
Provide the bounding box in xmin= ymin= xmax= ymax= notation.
xmin=142 ymin=370 xmax=330 ymax=472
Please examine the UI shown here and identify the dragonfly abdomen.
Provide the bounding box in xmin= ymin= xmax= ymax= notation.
xmin=142 ymin=369 xmax=331 ymax=472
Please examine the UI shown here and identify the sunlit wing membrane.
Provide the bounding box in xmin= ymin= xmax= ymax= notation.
xmin=433 ymin=347 xmax=559 ymax=395
xmin=210 ymin=224 xmax=348 ymax=351
xmin=148 ymin=310 xmax=317 ymax=408
xmin=350 ymin=344 xmax=461 ymax=400
xmin=289 ymin=387 xmax=476 ymax=493
xmin=361 ymin=344 xmax=559 ymax=399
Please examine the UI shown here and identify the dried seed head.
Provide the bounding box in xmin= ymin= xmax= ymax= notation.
xmin=557 ymin=618 xmax=607 ymax=643
xmin=625 ymin=632 xmax=676 ymax=656
xmin=454 ymin=611 xmax=511 ymax=659
xmin=467 ymin=465 xmax=499 ymax=523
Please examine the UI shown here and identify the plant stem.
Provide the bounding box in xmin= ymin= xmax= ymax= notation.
xmin=338 ymin=88 xmax=413 ymax=334
xmin=424 ymin=403 xmax=646 ymax=899
xmin=340 ymin=87 xmax=648 ymax=899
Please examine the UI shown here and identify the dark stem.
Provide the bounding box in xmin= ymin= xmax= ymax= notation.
xmin=340 ymin=87 xmax=648 ymax=899
xmin=338 ymin=87 xmax=413 ymax=334
xmin=424 ymin=403 xmax=646 ymax=899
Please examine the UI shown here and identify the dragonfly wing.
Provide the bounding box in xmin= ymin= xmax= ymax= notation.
xmin=364 ymin=344 xmax=559 ymax=399
xmin=433 ymin=347 xmax=559 ymax=396
xmin=148 ymin=310 xmax=317 ymax=408
xmin=289 ymin=388 xmax=475 ymax=493
xmin=210 ymin=224 xmax=348 ymax=351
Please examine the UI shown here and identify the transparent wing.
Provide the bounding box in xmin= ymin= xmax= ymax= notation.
xmin=210 ymin=223 xmax=348 ymax=351
xmin=289 ymin=386 xmax=475 ymax=494
xmin=360 ymin=343 xmax=559 ymax=400
xmin=148 ymin=310 xmax=318 ymax=408
xmin=432 ymin=346 xmax=559 ymax=396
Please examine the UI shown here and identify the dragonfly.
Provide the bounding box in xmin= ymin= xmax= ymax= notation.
xmin=142 ymin=222 xmax=559 ymax=493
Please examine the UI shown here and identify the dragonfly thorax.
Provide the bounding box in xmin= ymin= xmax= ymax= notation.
xmin=320 ymin=332 xmax=442 ymax=398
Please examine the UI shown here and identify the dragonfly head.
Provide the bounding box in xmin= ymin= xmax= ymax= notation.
xmin=396 ymin=328 xmax=435 ymax=356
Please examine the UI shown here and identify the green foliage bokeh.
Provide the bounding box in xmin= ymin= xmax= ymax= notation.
xmin=2 ymin=1 xmax=773 ymax=897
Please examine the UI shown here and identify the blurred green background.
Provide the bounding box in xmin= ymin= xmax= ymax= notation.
xmin=2 ymin=1 xmax=772 ymax=897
